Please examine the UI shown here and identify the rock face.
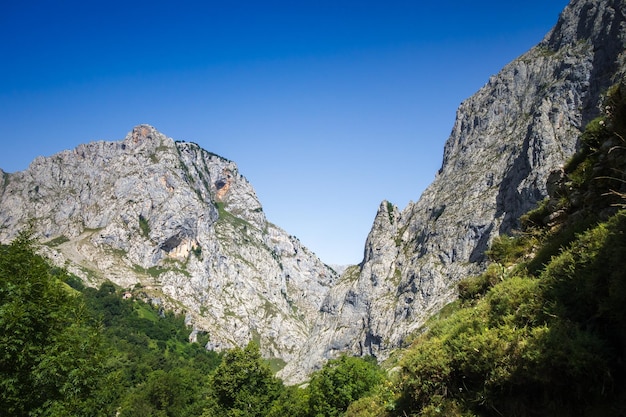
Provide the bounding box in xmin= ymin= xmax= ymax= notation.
xmin=279 ymin=0 xmax=626 ymax=382
xmin=0 ymin=125 xmax=338 ymax=365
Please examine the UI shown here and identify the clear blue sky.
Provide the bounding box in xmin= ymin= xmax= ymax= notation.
xmin=0 ymin=0 xmax=569 ymax=266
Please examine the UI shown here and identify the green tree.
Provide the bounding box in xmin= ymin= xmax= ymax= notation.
xmin=308 ymin=355 xmax=384 ymax=417
xmin=203 ymin=342 xmax=283 ymax=417
xmin=119 ymin=368 xmax=208 ymax=417
xmin=267 ymin=385 xmax=310 ymax=417
xmin=0 ymin=232 xmax=107 ymax=416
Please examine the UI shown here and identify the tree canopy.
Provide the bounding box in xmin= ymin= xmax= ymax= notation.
xmin=0 ymin=232 xmax=106 ymax=416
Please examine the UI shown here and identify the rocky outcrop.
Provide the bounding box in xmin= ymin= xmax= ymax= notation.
xmin=279 ymin=0 xmax=626 ymax=383
xmin=0 ymin=125 xmax=337 ymax=365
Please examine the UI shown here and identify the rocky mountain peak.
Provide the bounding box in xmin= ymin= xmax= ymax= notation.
xmin=123 ymin=124 xmax=167 ymax=150
xmin=546 ymin=0 xmax=625 ymax=49
xmin=362 ymin=200 xmax=399 ymax=266
xmin=0 ymin=125 xmax=337 ymax=371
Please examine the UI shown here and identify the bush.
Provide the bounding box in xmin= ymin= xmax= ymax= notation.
xmin=485 ymin=234 xmax=528 ymax=265
xmin=308 ymin=355 xmax=384 ymax=417
xmin=458 ymin=263 xmax=504 ymax=304
xmin=203 ymin=342 xmax=283 ymax=417
xmin=139 ymin=215 xmax=150 ymax=238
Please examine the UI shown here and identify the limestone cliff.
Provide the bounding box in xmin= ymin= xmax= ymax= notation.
xmin=279 ymin=0 xmax=626 ymax=383
xmin=0 ymin=125 xmax=337 ymax=365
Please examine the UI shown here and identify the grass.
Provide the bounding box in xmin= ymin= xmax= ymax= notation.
xmin=135 ymin=302 xmax=160 ymax=322
xmin=267 ymin=357 xmax=287 ymax=373
xmin=215 ymin=202 xmax=256 ymax=230
xmin=44 ymin=235 xmax=70 ymax=247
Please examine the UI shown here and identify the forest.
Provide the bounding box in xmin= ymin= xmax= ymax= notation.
xmin=1 ymin=83 xmax=626 ymax=416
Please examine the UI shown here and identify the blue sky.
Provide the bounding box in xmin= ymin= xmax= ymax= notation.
xmin=0 ymin=0 xmax=569 ymax=265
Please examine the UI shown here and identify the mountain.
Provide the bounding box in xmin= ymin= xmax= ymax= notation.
xmin=1 ymin=0 xmax=625 ymax=385
xmin=0 ymin=126 xmax=338 ymax=368
xmin=352 ymin=81 xmax=626 ymax=415
xmin=279 ymin=0 xmax=626 ymax=382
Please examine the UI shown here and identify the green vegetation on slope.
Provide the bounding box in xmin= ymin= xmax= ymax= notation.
xmin=0 ymin=232 xmax=383 ymax=416
xmin=0 ymin=233 xmax=107 ymax=417
xmin=0 ymin=235 xmax=222 ymax=416
xmin=393 ymin=213 xmax=626 ymax=416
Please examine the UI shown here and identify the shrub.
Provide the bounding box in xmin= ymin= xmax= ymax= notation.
xmin=485 ymin=234 xmax=527 ymax=265
xmin=458 ymin=263 xmax=504 ymax=304
xmin=139 ymin=215 xmax=150 ymax=238
xmin=308 ymin=355 xmax=384 ymax=417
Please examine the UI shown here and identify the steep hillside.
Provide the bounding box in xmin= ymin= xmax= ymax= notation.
xmin=0 ymin=125 xmax=337 ymax=368
xmin=354 ymin=81 xmax=626 ymax=417
xmin=280 ymin=0 xmax=626 ymax=383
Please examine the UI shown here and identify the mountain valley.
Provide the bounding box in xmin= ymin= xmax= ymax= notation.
xmin=1 ymin=0 xmax=625 ymax=392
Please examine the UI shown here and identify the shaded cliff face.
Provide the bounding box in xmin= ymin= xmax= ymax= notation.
xmin=0 ymin=125 xmax=337 ymax=366
xmin=279 ymin=0 xmax=626 ymax=383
